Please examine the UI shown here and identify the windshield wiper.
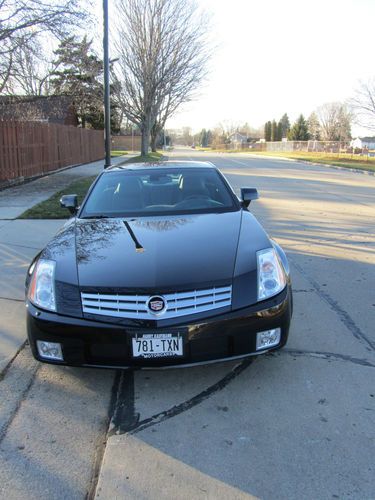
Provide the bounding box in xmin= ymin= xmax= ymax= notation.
xmin=81 ymin=215 xmax=110 ymax=219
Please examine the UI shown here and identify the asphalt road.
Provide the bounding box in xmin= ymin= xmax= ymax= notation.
xmin=0 ymin=149 xmax=374 ymax=500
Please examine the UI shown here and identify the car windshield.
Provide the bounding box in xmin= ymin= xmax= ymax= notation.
xmin=80 ymin=167 xmax=238 ymax=218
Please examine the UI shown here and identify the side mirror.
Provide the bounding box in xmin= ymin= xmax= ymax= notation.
xmin=240 ymin=188 xmax=259 ymax=208
xmin=60 ymin=194 xmax=78 ymax=215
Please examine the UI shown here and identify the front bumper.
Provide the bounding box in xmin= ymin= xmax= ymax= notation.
xmin=26 ymin=286 xmax=292 ymax=369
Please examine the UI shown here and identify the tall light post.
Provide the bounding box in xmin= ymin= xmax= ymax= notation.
xmin=103 ymin=0 xmax=111 ymax=168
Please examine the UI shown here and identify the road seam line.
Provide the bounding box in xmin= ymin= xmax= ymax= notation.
xmin=0 ymin=296 xmax=24 ymax=303
xmin=86 ymin=371 xmax=122 ymax=500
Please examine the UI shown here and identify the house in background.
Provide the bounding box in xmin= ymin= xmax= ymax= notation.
xmin=0 ymin=95 xmax=78 ymax=126
xmin=350 ymin=137 xmax=375 ymax=150
xmin=229 ymin=132 xmax=248 ymax=148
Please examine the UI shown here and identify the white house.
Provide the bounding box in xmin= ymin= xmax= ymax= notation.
xmin=350 ymin=137 xmax=375 ymax=149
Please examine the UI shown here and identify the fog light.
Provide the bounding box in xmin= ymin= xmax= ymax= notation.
xmin=256 ymin=328 xmax=281 ymax=351
xmin=36 ymin=341 xmax=63 ymax=361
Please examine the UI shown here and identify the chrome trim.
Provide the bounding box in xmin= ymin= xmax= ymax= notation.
xmin=81 ymin=285 xmax=232 ymax=320
xmin=82 ymin=351 xmax=263 ymax=371
xmin=147 ymin=295 xmax=167 ymax=316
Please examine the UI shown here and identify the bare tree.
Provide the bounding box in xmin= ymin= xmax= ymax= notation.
xmin=150 ymin=93 xmax=185 ymax=152
xmin=211 ymin=121 xmax=240 ymax=145
xmin=5 ymin=41 xmax=57 ymax=96
xmin=349 ymin=79 xmax=375 ymax=131
xmin=316 ymin=102 xmax=352 ymax=141
xmin=114 ymin=0 xmax=211 ymax=156
xmin=210 ymin=124 xmax=228 ymax=146
xmin=0 ymin=0 xmax=89 ymax=93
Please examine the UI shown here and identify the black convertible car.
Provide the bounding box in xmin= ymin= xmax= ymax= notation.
xmin=26 ymin=161 xmax=292 ymax=368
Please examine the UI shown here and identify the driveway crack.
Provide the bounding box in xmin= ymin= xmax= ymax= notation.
xmin=290 ymin=257 xmax=375 ymax=352
xmin=0 ymin=345 xmax=40 ymax=445
xmin=131 ymin=357 xmax=253 ymax=435
xmin=282 ymin=348 xmax=375 ymax=368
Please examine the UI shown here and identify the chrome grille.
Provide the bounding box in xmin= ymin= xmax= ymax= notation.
xmin=81 ymin=285 xmax=232 ymax=320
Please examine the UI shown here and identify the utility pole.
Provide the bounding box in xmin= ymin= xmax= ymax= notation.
xmin=103 ymin=0 xmax=111 ymax=168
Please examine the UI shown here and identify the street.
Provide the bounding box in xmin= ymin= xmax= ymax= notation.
xmin=0 ymin=149 xmax=374 ymax=499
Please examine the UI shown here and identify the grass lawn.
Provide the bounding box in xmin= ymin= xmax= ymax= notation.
xmin=205 ymin=147 xmax=375 ymax=172
xmin=111 ymin=150 xmax=128 ymax=157
xmin=209 ymin=148 xmax=242 ymax=154
xmin=19 ymin=176 xmax=97 ymax=219
xmin=243 ymin=151 xmax=375 ymax=173
xmin=118 ymin=151 xmax=166 ymax=165
xmin=19 ymin=152 xmax=167 ymax=219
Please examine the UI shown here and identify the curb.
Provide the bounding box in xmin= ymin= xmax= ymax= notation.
xmin=301 ymin=160 xmax=375 ymax=176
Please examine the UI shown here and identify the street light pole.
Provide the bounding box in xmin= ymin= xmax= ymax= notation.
xmin=103 ymin=0 xmax=111 ymax=168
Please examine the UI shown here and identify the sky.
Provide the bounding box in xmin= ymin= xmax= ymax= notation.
xmin=161 ymin=0 xmax=375 ymax=136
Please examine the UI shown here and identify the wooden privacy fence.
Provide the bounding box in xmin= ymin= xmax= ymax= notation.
xmin=111 ymin=135 xmax=141 ymax=151
xmin=0 ymin=121 xmax=104 ymax=185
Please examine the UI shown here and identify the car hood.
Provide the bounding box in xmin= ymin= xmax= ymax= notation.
xmin=74 ymin=213 xmax=242 ymax=291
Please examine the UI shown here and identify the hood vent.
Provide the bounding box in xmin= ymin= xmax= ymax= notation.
xmin=81 ymin=285 xmax=232 ymax=320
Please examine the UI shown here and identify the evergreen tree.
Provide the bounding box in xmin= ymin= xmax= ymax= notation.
xmin=280 ymin=113 xmax=290 ymax=138
xmin=288 ymin=114 xmax=310 ymax=140
xmin=271 ymin=120 xmax=277 ymax=141
xmin=200 ymin=128 xmax=208 ymax=147
xmin=51 ymin=36 xmax=105 ymax=129
xmin=264 ymin=121 xmax=272 ymax=141
xmin=207 ymin=130 xmax=213 ymax=146
xmin=307 ymin=112 xmax=321 ymax=140
xmin=277 ymin=121 xmax=283 ymax=141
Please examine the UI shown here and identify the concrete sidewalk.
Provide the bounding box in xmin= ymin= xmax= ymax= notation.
xmin=0 ymin=156 xmax=130 ymax=220
xmin=0 ymin=155 xmax=129 ymax=371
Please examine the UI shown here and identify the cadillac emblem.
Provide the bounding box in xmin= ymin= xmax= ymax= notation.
xmin=147 ymin=296 xmax=166 ymax=314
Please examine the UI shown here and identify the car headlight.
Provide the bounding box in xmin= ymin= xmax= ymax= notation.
xmin=28 ymin=259 xmax=56 ymax=311
xmin=257 ymin=248 xmax=286 ymax=301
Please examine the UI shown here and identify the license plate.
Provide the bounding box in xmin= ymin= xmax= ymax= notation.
xmin=132 ymin=333 xmax=183 ymax=358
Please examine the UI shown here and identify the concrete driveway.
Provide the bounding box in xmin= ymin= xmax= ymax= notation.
xmin=0 ymin=150 xmax=374 ymax=500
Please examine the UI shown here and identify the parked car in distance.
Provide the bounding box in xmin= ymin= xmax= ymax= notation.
xmin=26 ymin=161 xmax=292 ymax=369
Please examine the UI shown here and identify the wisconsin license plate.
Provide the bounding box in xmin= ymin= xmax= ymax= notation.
xmin=132 ymin=333 xmax=183 ymax=358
